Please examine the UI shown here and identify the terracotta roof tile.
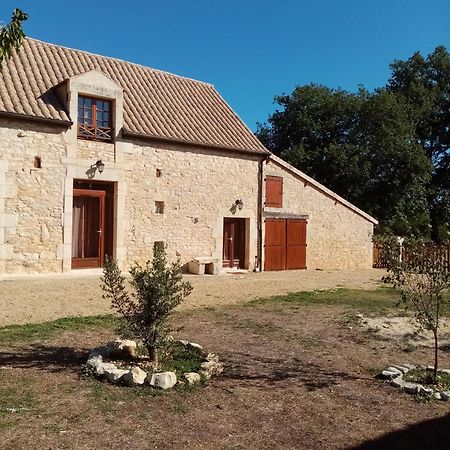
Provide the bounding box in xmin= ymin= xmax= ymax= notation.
xmin=0 ymin=39 xmax=267 ymax=154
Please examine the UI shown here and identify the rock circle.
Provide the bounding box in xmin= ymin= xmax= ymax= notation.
xmin=85 ymin=338 xmax=223 ymax=390
xmin=378 ymin=364 xmax=450 ymax=400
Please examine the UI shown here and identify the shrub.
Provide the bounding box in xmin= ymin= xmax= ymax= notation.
xmin=101 ymin=244 xmax=193 ymax=364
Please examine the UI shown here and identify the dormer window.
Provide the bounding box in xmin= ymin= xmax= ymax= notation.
xmin=77 ymin=95 xmax=113 ymax=141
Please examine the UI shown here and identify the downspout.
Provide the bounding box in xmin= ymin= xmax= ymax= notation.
xmin=257 ymin=155 xmax=269 ymax=272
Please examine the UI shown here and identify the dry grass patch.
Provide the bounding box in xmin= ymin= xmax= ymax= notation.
xmin=0 ymin=288 xmax=449 ymax=449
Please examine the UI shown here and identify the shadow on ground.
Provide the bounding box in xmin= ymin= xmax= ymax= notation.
xmin=0 ymin=344 xmax=88 ymax=373
xmin=348 ymin=412 xmax=450 ymax=450
xmin=222 ymin=351 xmax=362 ymax=390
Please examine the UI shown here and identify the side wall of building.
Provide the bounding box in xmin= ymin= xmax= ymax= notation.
xmin=264 ymin=159 xmax=374 ymax=270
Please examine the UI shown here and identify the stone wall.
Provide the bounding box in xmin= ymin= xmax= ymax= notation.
xmin=0 ymin=117 xmax=260 ymax=275
xmin=0 ymin=119 xmax=67 ymax=274
xmin=123 ymin=142 xmax=259 ymax=270
xmin=264 ymin=158 xmax=374 ymax=270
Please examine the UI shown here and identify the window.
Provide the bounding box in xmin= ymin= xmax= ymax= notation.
xmin=155 ymin=201 xmax=164 ymax=214
xmin=265 ymin=176 xmax=283 ymax=208
xmin=77 ymin=96 xmax=113 ymax=141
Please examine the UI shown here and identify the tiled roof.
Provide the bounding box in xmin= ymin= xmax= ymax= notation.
xmin=0 ymin=38 xmax=268 ymax=154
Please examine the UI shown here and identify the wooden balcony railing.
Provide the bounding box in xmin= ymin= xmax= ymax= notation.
xmin=77 ymin=124 xmax=113 ymax=142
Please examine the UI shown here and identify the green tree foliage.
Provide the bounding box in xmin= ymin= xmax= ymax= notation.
xmin=0 ymin=9 xmax=28 ymax=65
xmin=387 ymin=47 xmax=450 ymax=241
xmin=257 ymin=46 xmax=449 ymax=239
xmin=101 ymin=245 xmax=193 ymax=364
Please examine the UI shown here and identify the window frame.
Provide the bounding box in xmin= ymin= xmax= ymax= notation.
xmin=265 ymin=176 xmax=283 ymax=208
xmin=77 ymin=95 xmax=113 ymax=142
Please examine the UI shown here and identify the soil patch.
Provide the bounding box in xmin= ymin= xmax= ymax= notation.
xmin=1 ymin=295 xmax=449 ymax=449
xmin=0 ymin=269 xmax=383 ymax=326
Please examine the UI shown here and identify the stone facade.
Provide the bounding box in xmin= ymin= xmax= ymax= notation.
xmin=263 ymin=157 xmax=375 ymax=270
xmin=0 ymin=118 xmax=260 ymax=275
xmin=0 ymin=69 xmax=376 ymax=276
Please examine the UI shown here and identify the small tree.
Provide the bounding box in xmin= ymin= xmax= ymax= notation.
xmin=382 ymin=238 xmax=450 ymax=381
xmin=101 ymin=244 xmax=193 ymax=364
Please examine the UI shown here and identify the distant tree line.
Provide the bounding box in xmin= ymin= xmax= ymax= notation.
xmin=257 ymin=47 xmax=450 ymax=241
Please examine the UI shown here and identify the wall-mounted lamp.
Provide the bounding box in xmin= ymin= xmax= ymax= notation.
xmin=95 ymin=160 xmax=105 ymax=174
xmin=235 ymin=199 xmax=244 ymax=210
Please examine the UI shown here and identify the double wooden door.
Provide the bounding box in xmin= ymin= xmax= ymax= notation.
xmin=264 ymin=218 xmax=307 ymax=271
xmin=72 ymin=189 xmax=105 ymax=268
xmin=223 ymin=218 xmax=245 ymax=269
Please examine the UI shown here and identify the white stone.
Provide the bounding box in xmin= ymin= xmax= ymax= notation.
xmin=107 ymin=339 xmax=137 ymax=358
xmin=392 ymin=365 xmax=409 ymax=374
xmin=104 ymin=368 xmax=129 ymax=383
xmin=402 ymin=382 xmax=422 ymax=394
xmin=200 ymin=360 xmax=223 ymax=377
xmin=206 ymin=353 xmax=219 ymax=363
xmin=418 ymin=386 xmax=434 ymax=396
xmin=434 ymin=392 xmax=442 ymax=401
xmin=390 ymin=377 xmax=405 ymax=389
xmin=123 ymin=366 xmax=147 ymax=386
xmin=402 ymin=364 xmax=416 ymax=370
xmin=97 ymin=362 xmax=118 ymax=376
xmin=386 ymin=366 xmax=403 ymax=375
xmin=184 ymin=372 xmax=201 ymax=385
xmin=440 ymin=391 xmax=450 ymax=401
xmin=149 ymin=372 xmax=177 ymax=389
xmin=439 ymin=369 xmax=450 ymax=375
xmin=381 ymin=370 xmax=400 ymax=380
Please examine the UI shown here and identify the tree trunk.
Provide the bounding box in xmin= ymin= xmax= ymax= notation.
xmin=433 ymin=331 xmax=438 ymax=382
xmin=147 ymin=345 xmax=159 ymax=365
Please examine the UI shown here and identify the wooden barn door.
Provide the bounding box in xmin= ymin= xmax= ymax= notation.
xmin=286 ymin=220 xmax=307 ymax=269
xmin=72 ymin=189 xmax=105 ymax=268
xmin=264 ymin=219 xmax=286 ymax=271
xmin=265 ymin=218 xmax=307 ymax=271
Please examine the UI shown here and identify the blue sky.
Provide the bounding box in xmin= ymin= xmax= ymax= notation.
xmin=2 ymin=1 xmax=449 ymax=130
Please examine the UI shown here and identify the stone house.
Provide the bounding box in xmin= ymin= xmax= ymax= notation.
xmin=0 ymin=38 xmax=377 ymax=276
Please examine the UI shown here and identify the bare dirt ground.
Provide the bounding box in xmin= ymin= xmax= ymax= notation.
xmin=1 ymin=299 xmax=449 ymax=450
xmin=0 ymin=269 xmax=382 ymax=326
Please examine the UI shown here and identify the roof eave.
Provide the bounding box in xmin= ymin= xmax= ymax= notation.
xmin=0 ymin=111 xmax=73 ymax=128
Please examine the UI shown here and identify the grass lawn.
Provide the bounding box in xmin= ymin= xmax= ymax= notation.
xmin=1 ymin=288 xmax=449 ymax=449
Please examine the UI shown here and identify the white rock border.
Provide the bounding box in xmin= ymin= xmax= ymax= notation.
xmin=84 ymin=339 xmax=223 ymax=389
xmin=379 ymin=364 xmax=450 ymax=400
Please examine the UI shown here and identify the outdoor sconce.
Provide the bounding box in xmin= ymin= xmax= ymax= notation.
xmin=95 ymin=160 xmax=105 ymax=174
xmin=235 ymin=199 xmax=244 ymax=210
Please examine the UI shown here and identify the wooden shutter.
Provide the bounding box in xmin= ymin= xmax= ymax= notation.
xmin=265 ymin=176 xmax=283 ymax=208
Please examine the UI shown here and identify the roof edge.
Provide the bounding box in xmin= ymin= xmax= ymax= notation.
xmin=269 ymin=154 xmax=379 ymax=225
xmin=0 ymin=111 xmax=73 ymax=128
xmin=122 ymin=130 xmax=269 ymax=157
xmin=26 ymin=37 xmax=215 ymax=87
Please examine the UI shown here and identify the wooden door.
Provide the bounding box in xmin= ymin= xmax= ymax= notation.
xmin=223 ymin=218 xmax=245 ymax=268
xmin=264 ymin=219 xmax=307 ymax=271
xmin=72 ymin=189 xmax=106 ymax=268
xmin=286 ymin=220 xmax=307 ymax=269
xmin=264 ymin=219 xmax=286 ymax=271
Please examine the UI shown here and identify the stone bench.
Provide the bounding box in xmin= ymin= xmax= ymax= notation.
xmin=188 ymin=257 xmax=219 ymax=275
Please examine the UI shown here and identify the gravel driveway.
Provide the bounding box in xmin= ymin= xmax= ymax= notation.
xmin=0 ymin=269 xmax=383 ymax=326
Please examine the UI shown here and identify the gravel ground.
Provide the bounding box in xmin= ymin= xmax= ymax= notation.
xmin=0 ymin=269 xmax=384 ymax=326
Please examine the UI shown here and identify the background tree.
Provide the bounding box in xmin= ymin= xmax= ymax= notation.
xmin=257 ymin=46 xmax=449 ymax=240
xmin=0 ymin=9 xmax=28 ymax=65
xmin=387 ymin=47 xmax=450 ymax=242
